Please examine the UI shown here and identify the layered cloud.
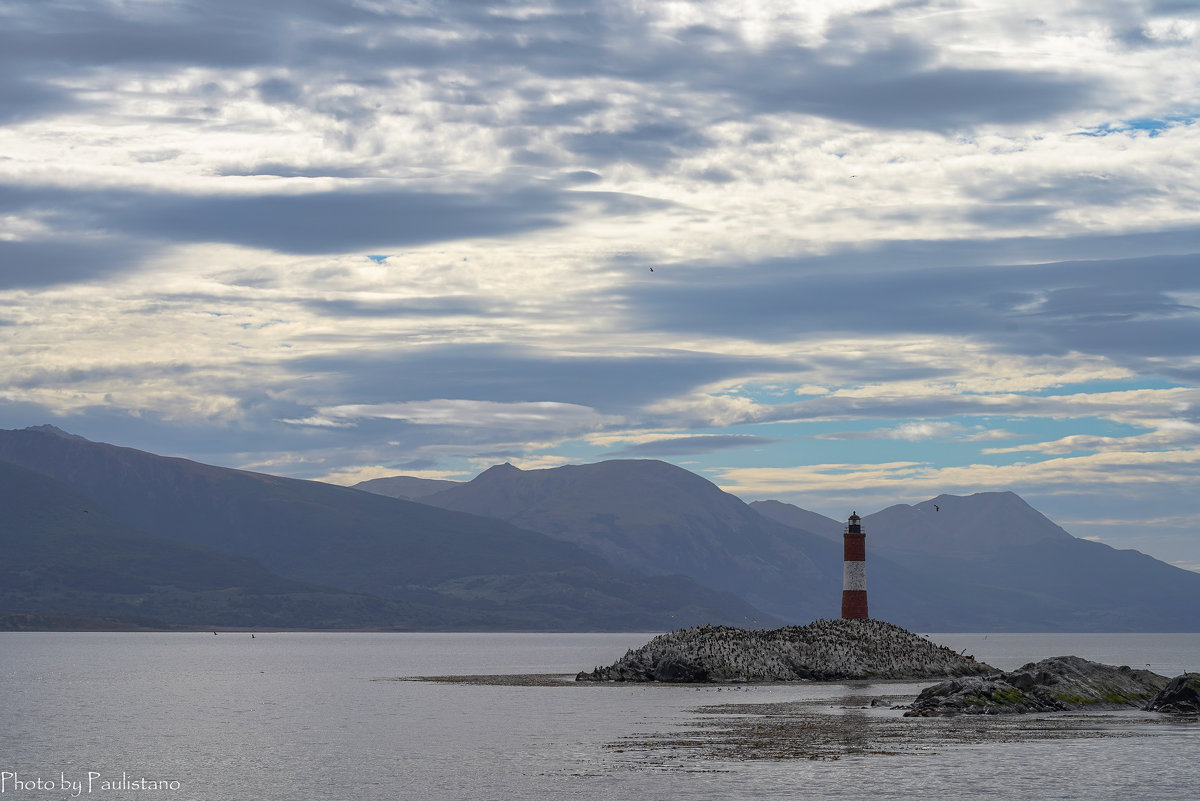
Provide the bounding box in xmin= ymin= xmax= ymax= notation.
xmin=1 ymin=0 xmax=1199 ymax=568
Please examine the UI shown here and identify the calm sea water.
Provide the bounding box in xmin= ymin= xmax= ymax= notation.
xmin=1 ymin=632 xmax=1197 ymax=801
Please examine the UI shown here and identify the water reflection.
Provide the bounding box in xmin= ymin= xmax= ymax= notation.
xmin=835 ymin=687 xmax=876 ymax=755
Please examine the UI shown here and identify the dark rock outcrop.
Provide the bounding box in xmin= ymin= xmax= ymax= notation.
xmin=1145 ymin=673 xmax=1200 ymax=714
xmin=905 ymin=655 xmax=1168 ymax=716
xmin=576 ymin=618 xmax=995 ymax=682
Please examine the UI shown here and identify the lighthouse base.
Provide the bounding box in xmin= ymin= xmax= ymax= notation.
xmin=842 ymin=590 xmax=868 ymax=619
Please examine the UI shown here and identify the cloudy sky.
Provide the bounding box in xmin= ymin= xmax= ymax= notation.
xmin=2 ymin=0 xmax=1199 ymax=570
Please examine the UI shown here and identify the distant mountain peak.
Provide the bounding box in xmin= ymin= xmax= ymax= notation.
xmin=22 ymin=424 xmax=88 ymax=441
xmin=416 ymin=457 xmax=843 ymax=619
xmin=476 ymin=462 xmax=523 ymax=477
xmin=353 ymin=475 xmax=463 ymax=501
xmin=911 ymin=490 xmax=1032 ymax=513
xmin=865 ymin=489 xmax=1073 ymax=556
xmin=925 ymin=490 xmax=1019 ymax=501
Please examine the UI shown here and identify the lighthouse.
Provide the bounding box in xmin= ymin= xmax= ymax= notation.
xmin=842 ymin=512 xmax=868 ymax=619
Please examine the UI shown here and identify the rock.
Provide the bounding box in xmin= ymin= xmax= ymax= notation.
xmin=1145 ymin=673 xmax=1200 ymax=714
xmin=575 ymin=618 xmax=995 ymax=683
xmin=905 ymin=655 xmax=1169 ymax=716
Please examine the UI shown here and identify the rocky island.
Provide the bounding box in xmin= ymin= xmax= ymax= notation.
xmin=1145 ymin=673 xmax=1200 ymax=714
xmin=904 ymin=655 xmax=1170 ymax=716
xmin=576 ymin=618 xmax=994 ymax=682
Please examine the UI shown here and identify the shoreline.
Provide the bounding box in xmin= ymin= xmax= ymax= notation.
xmin=389 ymin=673 xmax=944 ymax=687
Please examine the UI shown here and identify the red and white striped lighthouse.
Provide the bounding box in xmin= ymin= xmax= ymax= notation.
xmin=841 ymin=511 xmax=868 ymax=619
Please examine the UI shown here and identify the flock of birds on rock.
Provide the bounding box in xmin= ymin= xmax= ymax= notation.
xmin=578 ymin=618 xmax=995 ymax=682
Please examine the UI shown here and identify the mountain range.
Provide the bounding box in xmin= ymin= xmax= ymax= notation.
xmin=755 ymin=494 xmax=1200 ymax=631
xmin=420 ymin=460 xmax=838 ymax=620
xmin=3 ymin=424 xmax=1198 ymax=631
xmin=0 ymin=426 xmax=761 ymax=630
xmin=0 ymin=458 xmax=408 ymax=630
xmin=367 ymin=460 xmax=1200 ymax=632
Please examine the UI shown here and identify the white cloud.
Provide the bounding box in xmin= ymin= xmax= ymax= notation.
xmin=810 ymin=421 xmax=1025 ymax=442
xmin=984 ymin=421 xmax=1200 ymax=455
xmin=712 ymin=449 xmax=1200 ymax=501
xmin=308 ymin=400 xmax=623 ymax=433
xmin=581 ymin=428 xmax=693 ymax=447
xmin=642 ymin=391 xmax=767 ymax=428
xmin=962 ymin=428 xmax=1025 ymax=442
xmin=275 ymin=415 xmax=357 ymax=429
